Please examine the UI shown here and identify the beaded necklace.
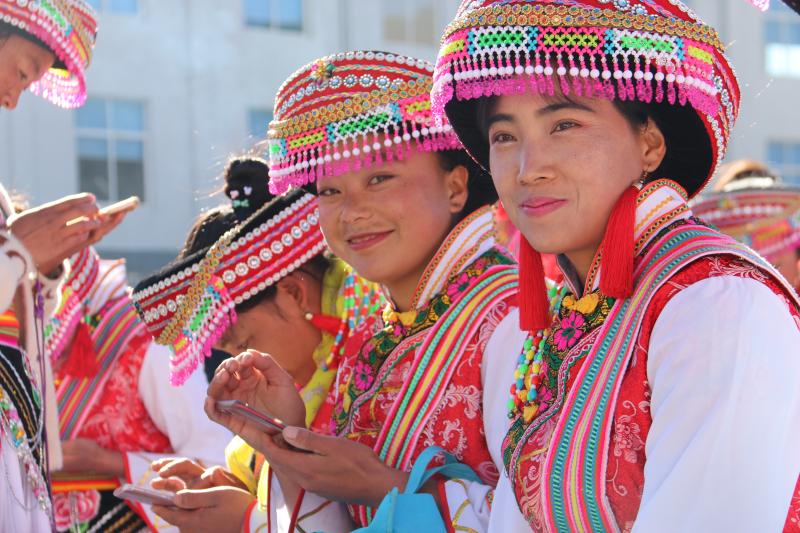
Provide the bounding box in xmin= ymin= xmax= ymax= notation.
xmin=507 ymin=284 xmax=567 ymax=423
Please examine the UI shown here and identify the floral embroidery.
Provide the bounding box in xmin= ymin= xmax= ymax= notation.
xmin=53 ymin=490 xmax=101 ymax=532
xmin=352 ymin=360 xmax=374 ymax=390
xmin=447 ymin=272 xmax=472 ymax=301
xmin=553 ymin=311 xmax=585 ymax=350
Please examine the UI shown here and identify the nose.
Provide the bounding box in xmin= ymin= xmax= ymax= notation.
xmin=2 ymin=89 xmax=21 ymax=110
xmin=517 ymin=138 xmax=554 ymax=186
xmin=338 ymin=191 xmax=371 ymax=225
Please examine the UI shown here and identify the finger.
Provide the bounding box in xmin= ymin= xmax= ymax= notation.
xmin=173 ymin=487 xmax=229 ymax=510
xmin=88 ymin=212 xmax=126 ymax=242
xmin=245 ymin=350 xmax=294 ymax=386
xmin=150 ymin=457 xmax=176 ymax=472
xmin=151 ymin=505 xmax=195 ymax=527
xmin=157 ymin=459 xmax=204 ymax=481
xmin=151 ymin=477 xmax=185 ymax=492
xmin=282 ymin=427 xmax=335 ymax=455
xmin=206 ymin=367 xmax=231 ymax=399
xmin=37 ymin=193 xmax=96 ymax=215
xmin=62 ymin=217 xmax=101 ymax=235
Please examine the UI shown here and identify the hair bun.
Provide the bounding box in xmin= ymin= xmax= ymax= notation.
xmin=223 ymin=156 xmax=274 ymax=220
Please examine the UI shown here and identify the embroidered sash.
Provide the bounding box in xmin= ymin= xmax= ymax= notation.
xmin=56 ymin=297 xmax=145 ymax=439
xmin=533 ymin=224 xmax=798 ymax=532
xmin=354 ymin=265 xmax=518 ymax=524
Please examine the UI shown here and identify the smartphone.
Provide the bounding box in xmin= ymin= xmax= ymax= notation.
xmin=99 ymin=196 xmax=140 ymax=217
xmin=113 ymin=483 xmax=175 ymax=507
xmin=215 ymin=400 xmax=286 ymax=433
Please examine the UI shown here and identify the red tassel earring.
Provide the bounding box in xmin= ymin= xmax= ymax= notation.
xmin=304 ymin=312 xmax=344 ymax=336
xmin=599 ymin=182 xmax=641 ymax=299
xmin=62 ymin=321 xmax=98 ymax=378
xmin=518 ymin=239 xmax=552 ymax=332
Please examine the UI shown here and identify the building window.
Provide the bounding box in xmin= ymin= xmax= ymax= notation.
xmin=75 ymin=99 xmax=146 ymax=201
xmin=244 ymin=0 xmax=303 ymax=31
xmin=248 ymin=108 xmax=273 ymax=140
xmin=382 ymin=0 xmax=436 ymax=45
xmin=764 ymin=2 xmax=800 ymax=78
xmin=85 ymin=0 xmax=139 ymax=14
xmin=767 ymin=141 xmax=800 ymax=185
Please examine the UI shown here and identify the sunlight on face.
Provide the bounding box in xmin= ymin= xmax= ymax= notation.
xmin=486 ymin=92 xmax=650 ymax=264
xmin=0 ymin=33 xmax=55 ymax=109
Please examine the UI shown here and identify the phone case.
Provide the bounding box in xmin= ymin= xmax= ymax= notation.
xmin=113 ymin=484 xmax=175 ymax=507
xmin=215 ymin=400 xmax=286 ymax=433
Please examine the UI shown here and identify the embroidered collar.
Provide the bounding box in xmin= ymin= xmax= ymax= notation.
xmin=558 ymin=179 xmax=692 ymax=296
xmin=382 ymin=205 xmax=496 ymax=322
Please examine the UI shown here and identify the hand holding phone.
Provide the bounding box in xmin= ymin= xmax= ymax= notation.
xmin=98 ymin=196 xmax=140 ymax=217
xmin=215 ymin=400 xmax=286 ymax=433
xmin=113 ymin=483 xmax=175 ymax=507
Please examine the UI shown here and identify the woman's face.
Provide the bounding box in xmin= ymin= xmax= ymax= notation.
xmin=316 ymin=150 xmax=468 ymax=295
xmin=0 ymin=34 xmax=54 ymax=109
xmin=215 ymin=274 xmax=322 ymax=385
xmin=486 ymin=92 xmax=664 ymax=266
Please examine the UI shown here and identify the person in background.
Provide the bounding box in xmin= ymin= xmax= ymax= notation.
xmin=44 ymin=246 xmax=231 ymax=532
xmin=0 ymin=1 xmax=124 ymax=529
xmin=133 ymin=157 xmax=382 ymax=532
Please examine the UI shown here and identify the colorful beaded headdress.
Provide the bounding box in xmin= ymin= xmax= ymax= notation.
xmin=267 ymin=51 xmax=463 ymax=195
xmin=693 ymin=186 xmax=800 ymax=262
xmin=0 ymin=0 xmax=98 ymax=108
xmin=432 ymin=0 xmax=740 ymax=198
xmin=133 ymin=187 xmax=326 ymax=385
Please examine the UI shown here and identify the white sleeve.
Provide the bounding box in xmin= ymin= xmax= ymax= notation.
xmin=442 ymin=308 xmax=530 ymax=532
xmin=0 ymin=230 xmax=31 ymax=313
xmin=633 ymin=276 xmax=800 ymax=533
xmin=124 ymin=342 xmax=232 ymax=529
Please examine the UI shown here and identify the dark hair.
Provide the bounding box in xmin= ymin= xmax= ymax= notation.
xmin=178 ymin=156 xmax=330 ymax=313
xmin=435 ymin=149 xmax=498 ymax=220
xmin=476 ymin=94 xmax=711 ymax=194
xmin=0 ymin=21 xmax=65 ymax=69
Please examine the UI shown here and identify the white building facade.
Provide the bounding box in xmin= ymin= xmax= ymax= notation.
xmin=0 ymin=0 xmax=798 ymax=280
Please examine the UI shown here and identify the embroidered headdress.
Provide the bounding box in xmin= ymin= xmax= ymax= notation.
xmin=693 ymin=185 xmax=800 ymax=263
xmin=432 ymin=0 xmax=740 ymax=198
xmin=432 ymin=0 xmax=742 ymax=330
xmin=0 ymin=0 xmax=98 ymax=108
xmin=267 ymin=51 xmax=463 ymax=194
xmin=132 ymin=158 xmax=327 ymax=384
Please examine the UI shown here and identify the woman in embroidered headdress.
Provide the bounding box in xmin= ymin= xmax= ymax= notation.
xmin=432 ymin=0 xmax=800 ymax=531
xmin=132 ymin=156 xmax=382 ymax=532
xmin=204 ymin=52 xmax=527 ymax=532
xmin=0 ymin=1 xmax=128 ymax=529
xmin=694 ymin=179 xmax=800 ymax=293
xmin=42 ymin=244 xmax=231 ymax=532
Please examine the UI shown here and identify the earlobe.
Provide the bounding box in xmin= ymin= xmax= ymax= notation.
xmin=641 ymin=118 xmax=667 ymax=174
xmin=446 ymin=165 xmax=470 ymax=214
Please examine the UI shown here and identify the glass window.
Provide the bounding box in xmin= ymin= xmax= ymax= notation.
xmin=76 ymin=98 xmax=146 ymax=202
xmin=248 ymin=109 xmax=273 ymax=139
xmin=244 ymin=0 xmax=271 ymax=27
xmin=277 ymin=0 xmax=303 ymax=30
xmin=767 ymin=141 xmax=800 ymax=186
xmin=764 ymin=10 xmax=800 ymax=78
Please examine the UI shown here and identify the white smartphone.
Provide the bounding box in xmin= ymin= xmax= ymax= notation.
xmin=215 ymin=399 xmax=286 ymax=433
xmin=98 ymin=196 xmax=140 ymax=216
xmin=113 ymin=483 xmax=176 ymax=507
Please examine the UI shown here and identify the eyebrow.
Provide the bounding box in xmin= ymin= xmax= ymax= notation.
xmin=486 ymin=101 xmax=595 ymax=129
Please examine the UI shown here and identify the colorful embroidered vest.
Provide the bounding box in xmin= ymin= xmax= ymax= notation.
xmin=0 ymin=309 xmax=50 ymax=513
xmin=502 ymin=180 xmax=800 ymax=532
xmin=327 ymin=207 xmax=519 ymax=526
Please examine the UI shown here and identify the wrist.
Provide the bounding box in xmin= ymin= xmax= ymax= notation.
xmin=366 ymin=466 xmax=409 ymax=508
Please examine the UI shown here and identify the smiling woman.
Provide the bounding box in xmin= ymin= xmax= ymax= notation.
xmin=433 ymin=0 xmax=800 ymax=531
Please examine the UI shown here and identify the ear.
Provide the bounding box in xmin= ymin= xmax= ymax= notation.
xmin=274 ymin=273 xmax=311 ymax=318
xmin=640 ymin=117 xmax=667 ymax=176
xmin=443 ymin=164 xmax=469 ymax=215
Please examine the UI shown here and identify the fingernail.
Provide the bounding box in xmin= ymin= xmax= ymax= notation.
xmin=283 ymin=426 xmax=299 ymax=441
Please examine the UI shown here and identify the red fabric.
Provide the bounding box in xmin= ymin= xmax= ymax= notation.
xmin=59 ymin=327 xmax=171 ymax=454
xmin=60 ymin=322 xmax=98 ymax=378
xmin=326 ymin=295 xmax=515 ymax=526
xmin=511 ymin=255 xmax=800 ymax=531
xmin=519 ymin=239 xmax=551 ymax=332
xmin=600 ymin=186 xmax=638 ymax=299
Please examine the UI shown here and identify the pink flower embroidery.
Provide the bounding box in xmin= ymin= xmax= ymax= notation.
xmin=353 ymin=360 xmax=374 ymax=390
xmin=54 ymin=490 xmax=101 ymax=532
xmin=553 ymin=311 xmax=585 ymax=350
xmin=447 ymin=272 xmax=472 ymax=301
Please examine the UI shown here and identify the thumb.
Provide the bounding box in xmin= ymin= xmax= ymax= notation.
xmin=172 ymin=487 xmax=226 ymax=510
xmin=281 ymin=427 xmax=335 ymax=455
